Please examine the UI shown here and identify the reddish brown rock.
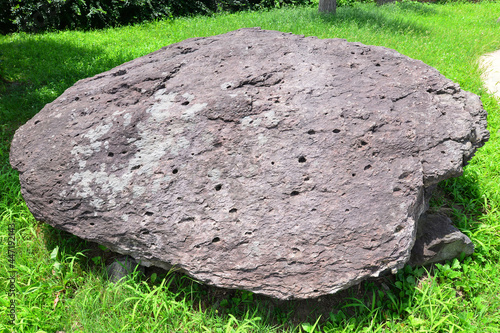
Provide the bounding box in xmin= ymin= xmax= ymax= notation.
xmin=10 ymin=28 xmax=488 ymax=299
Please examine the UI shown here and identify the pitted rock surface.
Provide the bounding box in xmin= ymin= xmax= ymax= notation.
xmin=10 ymin=28 xmax=488 ymax=299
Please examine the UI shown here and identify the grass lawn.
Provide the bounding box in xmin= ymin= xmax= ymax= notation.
xmin=1 ymin=1 xmax=500 ymax=332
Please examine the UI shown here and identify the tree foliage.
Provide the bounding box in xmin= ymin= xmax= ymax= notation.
xmin=1 ymin=0 xmax=311 ymax=34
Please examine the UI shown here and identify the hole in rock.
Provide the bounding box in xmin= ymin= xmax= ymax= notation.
xmin=352 ymin=173 xmax=356 ymax=177
xmin=49 ymin=200 xmax=53 ymax=204
xmin=360 ymin=140 xmax=368 ymax=146
xmin=229 ymin=208 xmax=237 ymax=213
xmin=177 ymin=197 xmax=182 ymax=200
xmin=212 ymin=237 xmax=220 ymax=243
xmin=108 ymin=152 xmax=114 ymax=157
xmin=245 ymin=231 xmax=252 ymax=235
xmin=121 ymin=151 xmax=127 ymax=154
xmin=181 ymin=101 xmax=190 ymax=106
xmin=131 ymin=165 xmax=141 ymax=170
xmin=215 ymin=184 xmax=222 ymax=191
xmin=34 ymin=120 xmax=41 ymax=125
xmin=145 ymin=212 xmax=154 ymax=216
xmin=304 ymin=176 xmax=310 ymax=181
xmin=141 ymin=230 xmax=150 ymax=235
xmin=90 ymin=223 xmax=95 ymax=226
xmin=291 ymin=191 xmax=300 ymax=196
xmin=307 ymin=129 xmax=316 ymax=135
xmin=345 ymin=209 xmax=350 ymax=212
xmin=298 ymin=156 xmax=307 ymax=163
xmin=172 ymin=168 xmax=178 ymax=174
xmin=395 ymin=225 xmax=404 ymax=232
xmin=393 ymin=187 xmax=401 ymax=192
xmin=364 ymin=165 xmax=372 ymax=170
xmin=333 ymin=129 xmax=341 ymax=133
xmin=271 ymin=161 xmax=275 ymax=165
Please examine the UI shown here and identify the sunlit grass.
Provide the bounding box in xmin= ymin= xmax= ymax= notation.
xmin=1 ymin=1 xmax=500 ymax=332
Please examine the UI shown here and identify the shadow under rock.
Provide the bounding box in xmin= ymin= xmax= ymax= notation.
xmin=41 ymin=223 xmax=417 ymax=327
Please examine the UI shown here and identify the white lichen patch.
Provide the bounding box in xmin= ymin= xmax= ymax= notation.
xmin=90 ymin=197 xmax=105 ymax=209
xmin=181 ymin=103 xmax=207 ymax=121
xmin=147 ymin=89 xmax=177 ymax=122
xmin=201 ymin=132 xmax=214 ymax=146
xmin=208 ymin=168 xmax=221 ymax=180
xmin=182 ymin=92 xmax=195 ymax=102
xmin=133 ymin=185 xmax=146 ymax=198
xmin=112 ymin=109 xmax=127 ymax=116
xmin=263 ymin=110 xmax=280 ymax=128
xmin=123 ymin=113 xmax=132 ymax=126
xmin=151 ymin=175 xmax=170 ymax=193
xmin=171 ymin=137 xmax=190 ymax=155
xmin=241 ymin=116 xmax=262 ymax=128
xmin=133 ymin=122 xmax=174 ymax=173
xmin=71 ymin=122 xmax=112 ymax=158
xmin=83 ymin=123 xmax=113 ymax=143
xmin=241 ymin=116 xmax=253 ymax=128
xmin=71 ymin=144 xmax=97 ymax=158
xmin=67 ymin=88 xmax=198 ymax=209
xmin=220 ymin=82 xmax=233 ymax=90
xmin=257 ymin=134 xmax=268 ymax=145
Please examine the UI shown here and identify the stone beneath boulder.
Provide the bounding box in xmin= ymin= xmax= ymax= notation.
xmin=107 ymin=256 xmax=145 ymax=283
xmin=10 ymin=28 xmax=488 ymax=299
xmin=409 ymin=214 xmax=474 ymax=266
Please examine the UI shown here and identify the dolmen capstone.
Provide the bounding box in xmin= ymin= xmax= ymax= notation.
xmin=10 ymin=28 xmax=488 ymax=299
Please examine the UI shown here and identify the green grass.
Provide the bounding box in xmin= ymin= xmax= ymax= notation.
xmin=1 ymin=1 xmax=500 ymax=332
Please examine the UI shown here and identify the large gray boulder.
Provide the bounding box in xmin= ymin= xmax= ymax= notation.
xmin=10 ymin=28 xmax=488 ymax=299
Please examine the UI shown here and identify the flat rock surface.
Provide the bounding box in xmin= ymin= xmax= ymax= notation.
xmin=10 ymin=28 xmax=488 ymax=299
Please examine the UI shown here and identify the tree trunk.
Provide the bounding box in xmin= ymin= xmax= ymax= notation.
xmin=319 ymin=0 xmax=336 ymax=14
